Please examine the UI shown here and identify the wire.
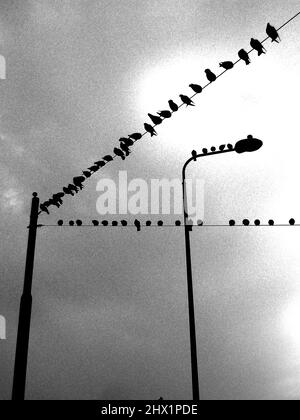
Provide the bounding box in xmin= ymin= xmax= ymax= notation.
xmin=38 ymin=223 xmax=300 ymax=229
xmin=39 ymin=10 xmax=300 ymax=216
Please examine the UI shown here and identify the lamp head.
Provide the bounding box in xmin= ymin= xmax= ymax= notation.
xmin=235 ymin=135 xmax=263 ymax=154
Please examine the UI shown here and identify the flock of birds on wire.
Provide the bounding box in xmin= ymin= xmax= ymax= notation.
xmin=39 ymin=24 xmax=281 ymax=216
xmin=46 ymin=218 xmax=297 ymax=231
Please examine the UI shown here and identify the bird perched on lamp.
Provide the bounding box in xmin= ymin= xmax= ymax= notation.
xmin=191 ymin=150 xmax=197 ymax=161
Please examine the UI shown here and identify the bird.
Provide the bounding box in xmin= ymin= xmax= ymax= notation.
xmin=250 ymin=38 xmax=266 ymax=56
xmin=40 ymin=203 xmax=50 ymax=214
xmin=179 ymin=95 xmax=195 ymax=107
xmin=134 ymin=219 xmax=141 ymax=232
xmin=157 ymin=110 xmax=172 ymax=119
xmin=114 ymin=147 xmax=126 ymax=160
xmin=103 ymin=155 xmax=114 ymax=162
xmin=121 ymin=220 xmax=128 ymax=226
xmin=205 ymin=69 xmax=217 ymax=83
xmin=266 ymin=23 xmax=281 ymax=43
xmin=119 ymin=142 xmax=131 ymax=156
xmin=53 ymin=193 xmax=64 ymax=204
xmin=148 ymin=113 xmax=163 ymax=125
xmin=73 ymin=176 xmax=85 ymax=190
xmin=144 ymin=123 xmax=157 ymax=137
xmin=219 ymin=145 xmax=226 ymax=151
xmin=219 ymin=61 xmax=234 ymax=70
xmin=128 ymin=133 xmax=142 ymax=141
xmin=94 ymin=161 xmax=106 ymax=167
xmin=168 ymin=100 xmax=179 ymax=112
xmin=83 ymin=171 xmax=92 ymax=178
xmin=63 ymin=186 xmax=75 ymax=196
xmin=238 ymin=49 xmax=251 ymax=65
xmin=191 ymin=150 xmax=197 ymax=161
xmin=189 ymin=84 xmax=203 ymax=94
xmin=48 ymin=198 xmax=60 ymax=208
xmin=88 ymin=165 xmax=99 ymax=172
xmin=92 ymin=220 xmax=99 ymax=226
xmin=68 ymin=184 xmax=79 ymax=193
xmin=119 ymin=138 xmax=134 ymax=147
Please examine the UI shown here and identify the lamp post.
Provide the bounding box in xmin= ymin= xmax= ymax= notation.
xmin=182 ymin=135 xmax=263 ymax=401
xmin=12 ymin=193 xmax=40 ymax=400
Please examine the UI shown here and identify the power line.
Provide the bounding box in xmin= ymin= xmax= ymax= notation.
xmin=39 ymin=11 xmax=300 ymax=216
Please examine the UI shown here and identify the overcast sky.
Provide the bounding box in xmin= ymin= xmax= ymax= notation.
xmin=1 ymin=0 xmax=300 ymax=400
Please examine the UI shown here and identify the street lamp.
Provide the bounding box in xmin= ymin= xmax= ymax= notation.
xmin=182 ymin=135 xmax=263 ymax=401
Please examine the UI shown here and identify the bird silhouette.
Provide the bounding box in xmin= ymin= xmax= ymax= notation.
xmin=63 ymin=186 xmax=75 ymax=196
xmin=53 ymin=193 xmax=64 ymax=204
xmin=88 ymin=165 xmax=99 ymax=172
xmin=48 ymin=198 xmax=60 ymax=208
xmin=121 ymin=220 xmax=128 ymax=226
xmin=40 ymin=203 xmax=50 ymax=214
xmin=189 ymin=84 xmax=203 ymax=94
xmin=168 ymin=100 xmax=179 ymax=112
xmin=103 ymin=155 xmax=114 ymax=162
xmin=119 ymin=138 xmax=134 ymax=147
xmin=68 ymin=184 xmax=79 ymax=193
xmin=238 ymin=49 xmax=251 ymax=65
xmin=266 ymin=23 xmax=281 ymax=43
xmin=157 ymin=110 xmax=172 ymax=119
xmin=92 ymin=220 xmax=99 ymax=226
xmin=205 ymin=69 xmax=217 ymax=83
xmin=73 ymin=176 xmax=85 ymax=190
xmin=144 ymin=123 xmax=157 ymax=137
xmin=219 ymin=145 xmax=226 ymax=151
xmin=191 ymin=150 xmax=197 ymax=161
xmin=250 ymin=38 xmax=266 ymax=56
xmin=134 ymin=219 xmax=141 ymax=232
xmin=148 ymin=113 xmax=163 ymax=125
xmin=114 ymin=147 xmax=126 ymax=160
xmin=219 ymin=61 xmax=234 ymax=70
xmin=179 ymin=95 xmax=195 ymax=107
xmin=94 ymin=160 xmax=106 ymax=167
xmin=83 ymin=171 xmax=92 ymax=178
xmin=129 ymin=133 xmax=142 ymax=141
xmin=119 ymin=142 xmax=131 ymax=156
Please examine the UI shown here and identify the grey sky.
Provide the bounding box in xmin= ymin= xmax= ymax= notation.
xmin=1 ymin=0 xmax=300 ymax=400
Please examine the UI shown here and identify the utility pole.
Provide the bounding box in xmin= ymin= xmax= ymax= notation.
xmin=12 ymin=193 xmax=40 ymax=400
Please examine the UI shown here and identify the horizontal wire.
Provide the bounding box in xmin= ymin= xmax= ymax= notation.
xmin=37 ymin=224 xmax=300 ymax=229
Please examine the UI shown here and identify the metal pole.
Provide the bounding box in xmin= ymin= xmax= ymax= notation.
xmin=182 ymin=162 xmax=200 ymax=401
xmin=12 ymin=192 xmax=40 ymax=401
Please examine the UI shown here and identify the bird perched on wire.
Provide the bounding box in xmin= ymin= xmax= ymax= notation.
xmin=168 ymin=100 xmax=179 ymax=112
xmin=120 ymin=138 xmax=134 ymax=147
xmin=179 ymin=95 xmax=195 ymax=107
xmin=134 ymin=219 xmax=141 ymax=232
xmin=119 ymin=142 xmax=131 ymax=156
xmin=83 ymin=171 xmax=92 ymax=178
xmin=68 ymin=184 xmax=79 ymax=194
xmin=238 ymin=49 xmax=251 ymax=65
xmin=219 ymin=61 xmax=234 ymax=70
xmin=157 ymin=110 xmax=172 ymax=119
xmin=144 ymin=123 xmax=157 ymax=137
xmin=73 ymin=176 xmax=85 ymax=190
xmin=250 ymin=38 xmax=266 ymax=56
xmin=63 ymin=186 xmax=75 ymax=196
xmin=53 ymin=193 xmax=64 ymax=205
xmin=40 ymin=203 xmax=50 ymax=214
xmin=148 ymin=113 xmax=163 ymax=125
xmin=191 ymin=150 xmax=197 ymax=161
xmin=114 ymin=147 xmax=126 ymax=160
xmin=103 ymin=155 xmax=114 ymax=162
xmin=189 ymin=84 xmax=202 ymax=94
xmin=48 ymin=198 xmax=61 ymax=208
xmin=88 ymin=165 xmax=100 ymax=173
xmin=266 ymin=23 xmax=281 ymax=43
xmin=128 ymin=133 xmax=142 ymax=141
xmin=94 ymin=160 xmax=106 ymax=167
xmin=205 ymin=69 xmax=217 ymax=83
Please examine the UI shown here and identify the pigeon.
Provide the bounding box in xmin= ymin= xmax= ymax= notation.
xmin=191 ymin=150 xmax=197 ymax=161
xmin=189 ymin=84 xmax=203 ymax=94
xmin=205 ymin=69 xmax=217 ymax=83
xmin=40 ymin=203 xmax=50 ymax=214
xmin=119 ymin=142 xmax=131 ymax=156
xmin=103 ymin=155 xmax=114 ymax=162
xmin=128 ymin=133 xmax=142 ymax=141
xmin=119 ymin=138 xmax=134 ymax=148
xmin=73 ymin=176 xmax=85 ymax=190
xmin=134 ymin=219 xmax=141 ymax=232
xmin=168 ymin=100 xmax=179 ymax=112
xmin=94 ymin=161 xmax=106 ymax=167
xmin=250 ymin=38 xmax=266 ymax=56
xmin=266 ymin=23 xmax=280 ymax=43
xmin=144 ymin=123 xmax=157 ymax=137
xmin=219 ymin=61 xmax=234 ymax=70
xmin=148 ymin=113 xmax=163 ymax=125
xmin=68 ymin=184 xmax=79 ymax=193
xmin=238 ymin=49 xmax=251 ymax=65
xmin=63 ymin=186 xmax=75 ymax=196
xmin=88 ymin=165 xmax=99 ymax=172
xmin=83 ymin=171 xmax=92 ymax=178
xmin=179 ymin=95 xmax=195 ymax=107
xmin=157 ymin=110 xmax=172 ymax=119
xmin=114 ymin=147 xmax=126 ymax=160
